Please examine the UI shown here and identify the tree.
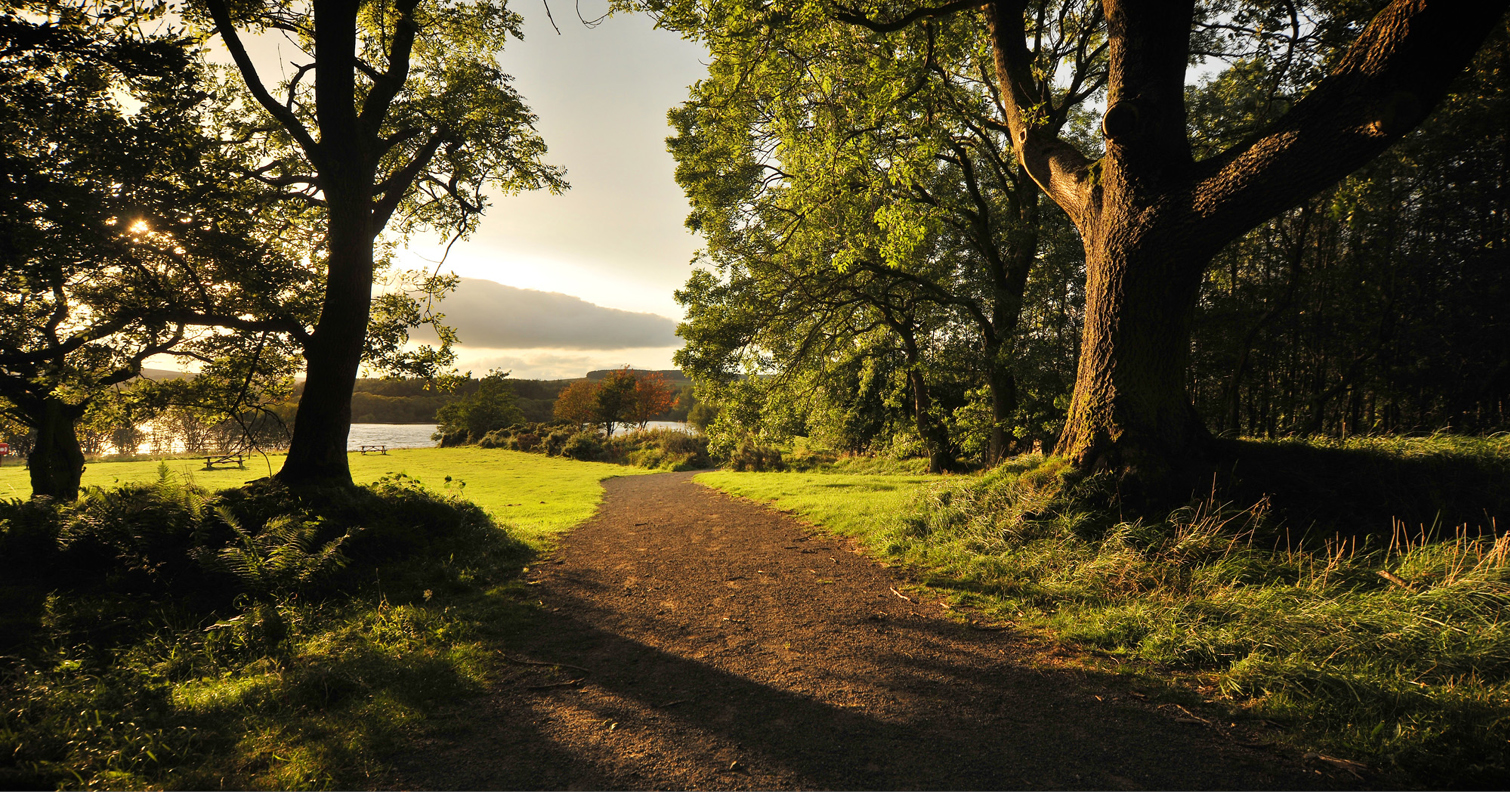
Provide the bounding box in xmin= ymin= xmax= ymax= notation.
xmin=553 ymin=379 xmax=599 ymax=428
xmin=435 ymin=370 xmax=523 ymax=440
xmin=196 ymin=0 xmax=565 ymax=487
xmin=664 ymin=1 xmax=1095 ymax=463
xmin=0 ymin=0 xmax=311 ymax=499
xmin=629 ymin=372 xmax=677 ymax=428
xmin=974 ymin=0 xmax=1509 ymax=490
xmin=644 ymin=0 xmax=1508 ymax=490
xmin=594 ymin=368 xmax=639 ymax=437
xmin=1186 ymin=35 xmax=1510 ymax=437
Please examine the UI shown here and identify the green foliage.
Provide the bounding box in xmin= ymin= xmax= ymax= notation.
xmin=0 ymin=467 xmax=536 ymax=788
xmin=434 ymin=370 xmax=524 ymax=443
xmin=593 ymin=369 xmax=638 ymax=437
xmin=0 ymin=0 xmax=313 ymax=495
xmin=560 ymin=430 xmax=605 ymax=462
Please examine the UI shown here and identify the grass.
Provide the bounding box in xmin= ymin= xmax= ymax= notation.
xmin=1 ymin=451 xmax=654 ymax=789
xmin=696 ymin=436 xmax=1510 ymax=787
xmin=693 ymin=470 xmax=944 ymax=537
xmin=0 ymin=447 xmax=651 ymax=546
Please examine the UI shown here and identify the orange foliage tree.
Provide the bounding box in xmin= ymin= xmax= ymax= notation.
xmin=629 ymin=372 xmax=677 ymax=429
xmin=553 ymin=379 xmax=599 ymax=428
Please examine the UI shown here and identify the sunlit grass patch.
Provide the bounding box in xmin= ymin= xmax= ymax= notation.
xmin=693 ymin=471 xmax=943 ymax=538
xmin=0 ymin=447 xmax=648 ymax=547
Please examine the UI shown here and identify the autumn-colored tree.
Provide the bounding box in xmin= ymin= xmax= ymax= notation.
xmin=553 ymin=379 xmax=599 ymax=428
xmin=630 ymin=372 xmax=677 ymax=429
xmin=594 ymin=368 xmax=639 ymax=437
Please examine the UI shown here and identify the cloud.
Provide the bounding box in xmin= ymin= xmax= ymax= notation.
xmin=409 ymin=277 xmax=679 ymax=350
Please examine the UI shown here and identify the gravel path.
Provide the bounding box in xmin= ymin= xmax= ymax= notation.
xmin=394 ymin=472 xmax=1364 ymax=790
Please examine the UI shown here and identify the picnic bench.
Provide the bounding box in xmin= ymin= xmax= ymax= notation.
xmin=359 ymin=444 xmax=388 ymax=455
xmin=204 ymin=453 xmax=245 ymax=470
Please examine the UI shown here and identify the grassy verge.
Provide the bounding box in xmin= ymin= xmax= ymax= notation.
xmin=1 ymin=452 xmax=647 ymax=789
xmin=0 ymin=448 xmax=650 ymax=546
xmin=693 ymin=470 xmax=943 ymax=537
xmin=697 ymin=436 xmax=1510 ymax=787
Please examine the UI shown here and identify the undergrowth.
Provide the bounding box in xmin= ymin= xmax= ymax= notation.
xmin=891 ymin=438 xmax=1510 ymax=786
xmin=469 ymin=423 xmax=711 ymax=471
xmin=0 ymin=467 xmax=533 ymax=789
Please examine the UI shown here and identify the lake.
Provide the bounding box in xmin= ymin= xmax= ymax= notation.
xmin=346 ymin=420 xmax=695 ymax=451
xmin=348 ymin=423 xmax=440 ymax=450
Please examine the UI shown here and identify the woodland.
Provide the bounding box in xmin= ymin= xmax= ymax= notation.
xmin=3 ymin=0 xmax=1510 ymax=787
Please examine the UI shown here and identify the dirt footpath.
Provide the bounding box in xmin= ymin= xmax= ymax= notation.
xmin=395 ymin=472 xmax=1362 ymax=790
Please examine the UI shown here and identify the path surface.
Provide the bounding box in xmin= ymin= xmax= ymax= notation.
xmin=395 ymin=472 xmax=1360 ymax=790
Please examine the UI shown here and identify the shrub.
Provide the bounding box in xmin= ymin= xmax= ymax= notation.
xmin=725 ymin=440 xmax=786 ymax=472
xmin=560 ymin=431 xmax=604 ymax=461
xmin=0 ymin=469 xmax=528 ymax=789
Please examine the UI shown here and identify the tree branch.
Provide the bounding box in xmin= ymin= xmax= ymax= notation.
xmin=982 ymin=0 xmax=1094 ymax=227
xmin=202 ymin=0 xmax=323 ymax=161
xmin=1191 ymin=0 xmax=1510 ymax=247
xmin=830 ymin=0 xmax=979 ymax=33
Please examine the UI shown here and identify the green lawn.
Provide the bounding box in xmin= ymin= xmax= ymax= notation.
xmin=693 ymin=470 xmax=943 ymax=543
xmin=0 ymin=447 xmax=652 ymax=545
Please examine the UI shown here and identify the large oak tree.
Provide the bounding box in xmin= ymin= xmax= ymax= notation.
xmin=977 ymin=0 xmax=1508 ymax=490
xmin=0 ymin=0 xmax=312 ymax=499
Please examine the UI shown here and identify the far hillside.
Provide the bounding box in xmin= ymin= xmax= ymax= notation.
xmin=334 ymin=373 xmax=691 ymax=424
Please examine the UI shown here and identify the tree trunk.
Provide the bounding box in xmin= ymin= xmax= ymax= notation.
xmin=29 ymin=397 xmax=86 ymax=501
xmin=984 ymin=346 xmax=1018 ymax=461
xmin=898 ymin=328 xmax=952 ymax=474
xmin=277 ymin=192 xmax=375 ymax=487
xmin=1054 ymin=223 xmax=1212 ymax=493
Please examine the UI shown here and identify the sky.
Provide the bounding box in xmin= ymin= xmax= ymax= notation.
xmin=393 ymin=7 xmax=709 ymax=378
xmin=224 ymin=5 xmax=711 ymax=380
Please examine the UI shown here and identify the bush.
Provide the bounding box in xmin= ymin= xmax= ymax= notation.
xmin=0 ymin=468 xmax=529 ymax=788
xmin=725 ymin=439 xmax=786 ymax=472
xmin=560 ymin=430 xmax=604 ymax=461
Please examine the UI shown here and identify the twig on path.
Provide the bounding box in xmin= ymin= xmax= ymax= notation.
xmin=527 ymin=679 xmax=585 ymax=690
xmin=890 ymin=587 xmax=913 ymax=603
xmin=1305 ymin=752 xmax=1368 ymax=780
xmin=499 ymin=653 xmax=592 ymax=676
xmin=656 ymin=699 xmax=691 ymax=708
xmin=1171 ymin=704 xmax=1212 ymax=725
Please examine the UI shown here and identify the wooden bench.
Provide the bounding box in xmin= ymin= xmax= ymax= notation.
xmin=358 ymin=444 xmax=387 ymax=455
xmin=204 ymin=454 xmax=245 ymax=470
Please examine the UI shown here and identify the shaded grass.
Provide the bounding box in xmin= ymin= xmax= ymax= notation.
xmin=1 ymin=453 xmax=647 ymax=789
xmin=697 ymin=436 xmax=1510 ymax=787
